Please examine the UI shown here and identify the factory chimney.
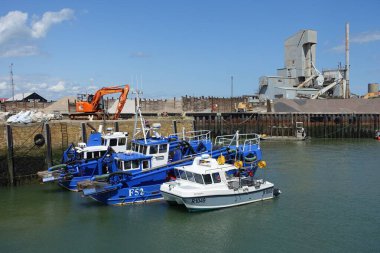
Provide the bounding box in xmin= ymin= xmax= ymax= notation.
xmin=345 ymin=23 xmax=350 ymax=98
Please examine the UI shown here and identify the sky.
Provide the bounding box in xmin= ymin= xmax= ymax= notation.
xmin=0 ymin=0 xmax=379 ymax=100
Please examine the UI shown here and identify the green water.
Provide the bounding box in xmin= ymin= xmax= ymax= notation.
xmin=0 ymin=140 xmax=379 ymax=253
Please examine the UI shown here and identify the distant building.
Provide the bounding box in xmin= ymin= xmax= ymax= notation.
xmin=6 ymin=92 xmax=47 ymax=102
xmin=258 ymin=29 xmax=346 ymax=100
xmin=0 ymin=98 xmax=7 ymax=102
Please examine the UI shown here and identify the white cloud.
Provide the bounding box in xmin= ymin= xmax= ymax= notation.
xmin=330 ymin=30 xmax=380 ymax=53
xmin=0 ymin=81 xmax=8 ymax=90
xmin=31 ymin=8 xmax=74 ymax=38
xmin=0 ymin=11 xmax=29 ymax=44
xmin=0 ymin=45 xmax=39 ymax=57
xmin=0 ymin=8 xmax=74 ymax=58
xmin=48 ymin=81 xmax=66 ymax=92
xmin=351 ymin=31 xmax=380 ymax=44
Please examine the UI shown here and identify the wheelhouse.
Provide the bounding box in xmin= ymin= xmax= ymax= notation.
xmin=101 ymin=132 xmax=128 ymax=153
xmin=114 ymin=152 xmax=153 ymax=172
xmin=131 ymin=139 xmax=169 ymax=167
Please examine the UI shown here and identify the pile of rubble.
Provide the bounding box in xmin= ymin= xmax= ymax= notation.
xmin=4 ymin=110 xmax=60 ymax=124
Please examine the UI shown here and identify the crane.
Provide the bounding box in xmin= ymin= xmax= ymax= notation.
xmin=71 ymin=85 xmax=130 ymax=120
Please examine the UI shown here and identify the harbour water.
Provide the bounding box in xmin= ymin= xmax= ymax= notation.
xmin=0 ymin=140 xmax=379 ymax=253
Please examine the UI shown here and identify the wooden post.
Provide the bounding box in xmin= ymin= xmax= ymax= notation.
xmin=114 ymin=121 xmax=119 ymax=132
xmin=81 ymin=122 xmax=87 ymax=143
xmin=44 ymin=123 xmax=52 ymax=168
xmin=193 ymin=119 xmax=197 ymax=131
xmin=173 ymin=120 xmax=178 ymax=134
xmin=6 ymin=124 xmax=15 ymax=186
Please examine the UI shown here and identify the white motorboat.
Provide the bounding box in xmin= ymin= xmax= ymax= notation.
xmin=160 ymin=154 xmax=280 ymax=211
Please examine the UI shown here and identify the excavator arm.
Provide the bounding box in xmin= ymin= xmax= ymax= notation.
xmin=75 ymin=84 xmax=130 ymax=119
xmin=113 ymin=85 xmax=130 ymax=119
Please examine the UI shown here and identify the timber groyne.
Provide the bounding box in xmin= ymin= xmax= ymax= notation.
xmin=190 ymin=112 xmax=380 ymax=138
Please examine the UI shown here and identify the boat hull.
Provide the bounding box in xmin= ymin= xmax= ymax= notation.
xmin=162 ymin=186 xmax=275 ymax=211
xmin=86 ymin=183 xmax=163 ymax=205
xmin=58 ymin=176 xmax=92 ymax=191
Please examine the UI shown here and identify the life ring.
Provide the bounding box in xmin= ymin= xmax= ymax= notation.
xmin=244 ymin=153 xmax=257 ymax=163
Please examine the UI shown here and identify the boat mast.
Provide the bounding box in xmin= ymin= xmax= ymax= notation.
xmin=132 ymin=89 xmax=148 ymax=144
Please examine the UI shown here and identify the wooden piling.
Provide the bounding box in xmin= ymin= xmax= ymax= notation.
xmin=44 ymin=123 xmax=52 ymax=168
xmin=81 ymin=122 xmax=87 ymax=143
xmin=6 ymin=124 xmax=15 ymax=186
xmin=114 ymin=121 xmax=119 ymax=132
xmin=173 ymin=120 xmax=178 ymax=134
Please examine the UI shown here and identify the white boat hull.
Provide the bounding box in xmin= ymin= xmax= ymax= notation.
xmin=161 ymin=184 xmax=275 ymax=211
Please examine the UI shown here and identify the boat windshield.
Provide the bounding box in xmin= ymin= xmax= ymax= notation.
xmin=131 ymin=143 xmax=148 ymax=154
xmin=176 ymin=169 xmax=204 ymax=184
xmin=123 ymin=159 xmax=141 ymax=170
xmin=202 ymin=174 xmax=212 ymax=184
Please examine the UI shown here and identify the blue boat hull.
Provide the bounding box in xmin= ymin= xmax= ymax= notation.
xmin=86 ymin=184 xmax=163 ymax=205
xmin=58 ymin=176 xmax=93 ymax=191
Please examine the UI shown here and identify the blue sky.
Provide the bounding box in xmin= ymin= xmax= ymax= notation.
xmin=0 ymin=0 xmax=379 ymax=100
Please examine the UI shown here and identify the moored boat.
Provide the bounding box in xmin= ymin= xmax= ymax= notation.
xmin=80 ymin=131 xmax=264 ymax=205
xmin=160 ymin=154 xmax=280 ymax=212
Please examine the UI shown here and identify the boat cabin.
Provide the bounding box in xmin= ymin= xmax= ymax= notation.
xmin=114 ymin=152 xmax=152 ymax=172
xmin=75 ymin=146 xmax=109 ymax=160
xmin=173 ymin=155 xmax=235 ymax=186
xmin=130 ymin=139 xmax=169 ymax=167
xmin=173 ymin=155 xmax=259 ymax=190
xmin=100 ymin=131 xmax=128 ymax=153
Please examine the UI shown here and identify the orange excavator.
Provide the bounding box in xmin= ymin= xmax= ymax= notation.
xmin=70 ymin=85 xmax=130 ymax=120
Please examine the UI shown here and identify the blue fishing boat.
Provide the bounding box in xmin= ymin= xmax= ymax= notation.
xmin=79 ymin=131 xmax=263 ymax=205
xmin=38 ymin=121 xmax=212 ymax=191
xmin=37 ymin=127 xmax=129 ymax=189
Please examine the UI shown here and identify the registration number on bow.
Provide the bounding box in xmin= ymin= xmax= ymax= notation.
xmin=191 ymin=197 xmax=206 ymax=204
xmin=128 ymin=188 xmax=144 ymax=197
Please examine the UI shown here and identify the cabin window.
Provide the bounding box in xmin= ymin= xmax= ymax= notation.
xmin=149 ymin=145 xmax=158 ymax=154
xmin=131 ymin=143 xmax=136 ymax=151
xmin=194 ymin=173 xmax=204 ymax=184
xmin=203 ymin=174 xmax=212 ymax=184
xmin=93 ymin=152 xmax=100 ymax=159
xmin=178 ymin=170 xmax=187 ymax=180
xmin=142 ymin=160 xmax=150 ymax=169
xmin=117 ymin=160 xmax=124 ymax=170
xmin=199 ymin=159 xmax=211 ymax=167
xmin=110 ymin=138 xmax=117 ymax=146
xmin=118 ymin=138 xmax=126 ymax=146
xmin=159 ymin=144 xmax=168 ymax=153
xmin=124 ymin=160 xmax=132 ymax=170
xmin=100 ymin=151 xmax=107 ymax=157
xmin=186 ymin=171 xmax=195 ymax=182
xmin=141 ymin=145 xmax=147 ymax=155
xmin=101 ymin=138 xmax=107 ymax=146
xmin=87 ymin=152 xmax=94 ymax=159
xmin=132 ymin=160 xmax=140 ymax=169
xmin=175 ymin=169 xmax=180 ymax=178
xmin=212 ymin=173 xmax=221 ymax=183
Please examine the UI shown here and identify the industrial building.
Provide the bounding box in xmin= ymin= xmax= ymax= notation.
xmin=259 ymin=26 xmax=350 ymax=100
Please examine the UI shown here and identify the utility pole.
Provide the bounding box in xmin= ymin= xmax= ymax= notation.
xmin=230 ymin=76 xmax=234 ymax=112
xmin=231 ymin=76 xmax=234 ymax=98
xmin=345 ymin=23 xmax=350 ymax=99
xmin=9 ymin=63 xmax=14 ymax=101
